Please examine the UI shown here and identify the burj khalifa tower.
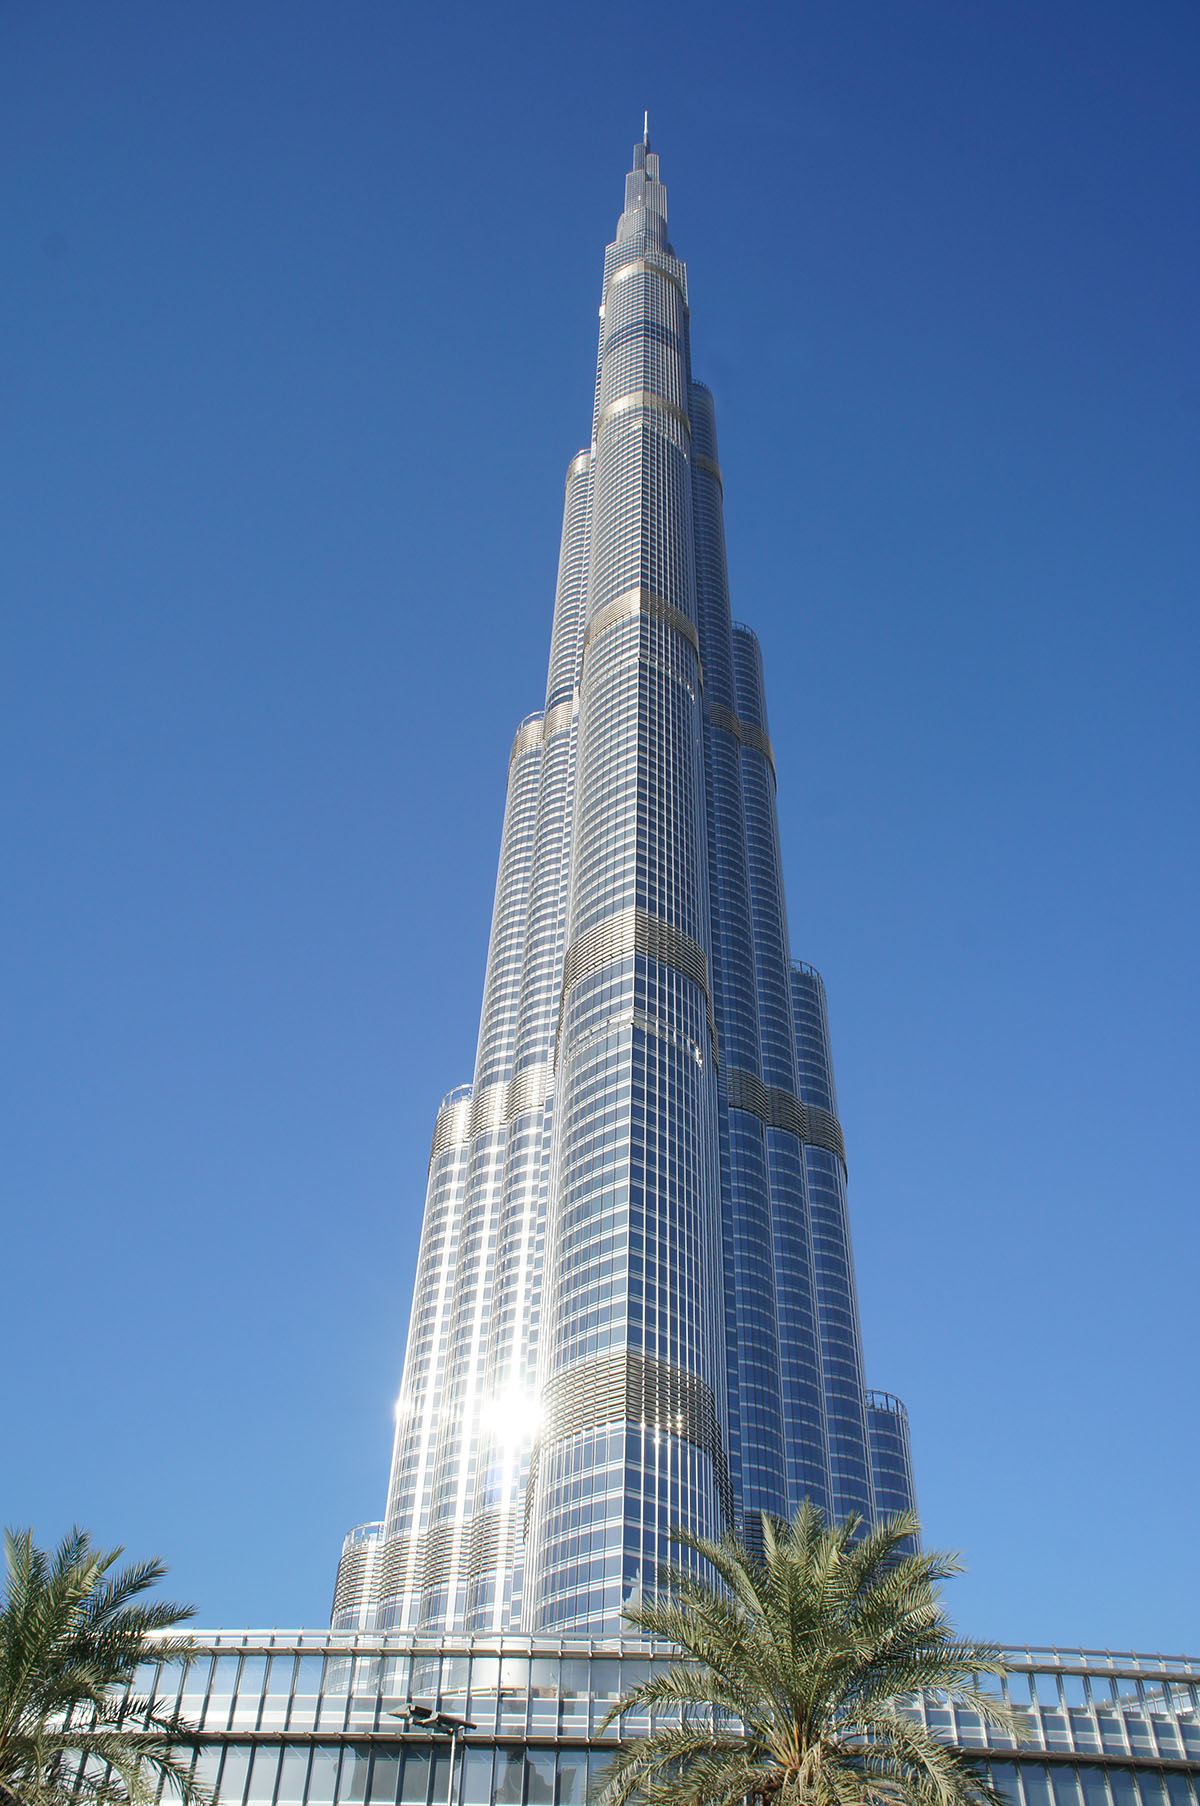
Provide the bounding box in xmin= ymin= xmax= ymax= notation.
xmin=333 ymin=130 xmax=916 ymax=1638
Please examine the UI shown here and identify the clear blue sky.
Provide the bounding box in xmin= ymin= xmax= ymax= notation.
xmin=3 ymin=1 xmax=1197 ymax=1652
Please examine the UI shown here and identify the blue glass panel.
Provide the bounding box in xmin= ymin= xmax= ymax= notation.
xmin=337 ymin=1750 xmax=371 ymax=1805
xmin=494 ymin=1750 xmax=525 ymax=1804
xmin=1050 ymin=1769 xmax=1083 ymax=1806
xmin=245 ymin=1747 xmax=280 ymax=1805
xmin=525 ymin=1751 xmax=556 ymax=1804
xmin=989 ymin=1763 xmax=1020 ymax=1803
xmin=278 ymin=1749 xmax=311 ymax=1804
xmin=429 ymin=1751 xmax=451 ymax=1806
xmin=557 ymin=1750 xmax=589 ymax=1805
xmin=307 ymin=1750 xmax=341 ymax=1805
xmin=368 ymin=1753 xmax=401 ymax=1806
xmin=399 ymin=1750 xmax=430 ymax=1806
xmin=460 ymin=1751 xmax=492 ymax=1806
xmin=1019 ymin=1769 xmax=1054 ymax=1806
xmin=217 ymin=1748 xmax=251 ymax=1806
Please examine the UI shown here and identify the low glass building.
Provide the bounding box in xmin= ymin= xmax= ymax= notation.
xmin=147 ymin=1633 xmax=1199 ymax=1806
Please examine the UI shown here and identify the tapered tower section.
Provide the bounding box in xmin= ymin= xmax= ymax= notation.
xmin=333 ymin=136 xmax=916 ymax=1638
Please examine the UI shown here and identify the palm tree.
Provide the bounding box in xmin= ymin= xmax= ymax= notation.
xmin=594 ymin=1503 xmax=1024 ymax=1806
xmin=0 ymin=1527 xmax=209 ymax=1806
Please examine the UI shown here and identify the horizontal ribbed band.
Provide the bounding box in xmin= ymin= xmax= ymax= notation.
xmin=429 ymin=1090 xmax=472 ymax=1157
xmin=557 ymin=905 xmax=717 ymax=1059
xmin=725 ymin=1066 xmax=846 ymax=1172
xmin=428 ymin=1061 xmax=552 ymax=1160
xmin=542 ymin=1348 xmax=719 ymax=1456
xmin=693 ymin=451 xmax=723 ymax=490
xmin=604 ymin=255 xmax=687 ymax=303
xmin=706 ymin=700 xmax=775 ymax=774
xmin=597 ymin=388 xmax=692 ymax=437
xmin=331 ymin=1541 xmax=383 ymax=1615
xmin=564 ymin=450 xmax=592 ymax=489
xmin=465 ymin=1506 xmax=515 ymax=1576
xmin=420 ymin=1522 xmax=458 ymax=1594
xmin=583 ymin=585 xmax=700 ymax=661
xmin=529 ymin=1348 xmax=732 ymax=1526
xmin=508 ymin=699 xmax=576 ymax=772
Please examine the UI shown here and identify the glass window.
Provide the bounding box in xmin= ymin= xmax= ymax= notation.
xmin=192 ymin=1750 xmax=222 ymax=1795
xmin=587 ymin=1750 xmax=614 ymax=1788
xmin=990 ymin=1764 xmax=1020 ymax=1802
xmin=399 ymin=1750 xmax=431 ymax=1806
xmin=211 ymin=1658 xmax=240 ymax=1698
xmin=296 ymin=1658 xmax=326 ymax=1696
xmin=559 ymin=1661 xmax=589 ymax=1701
xmin=498 ymin=1659 xmax=529 ymax=1696
xmin=441 ymin=1657 xmax=469 ymax=1697
xmin=1133 ymin=1774 xmax=1167 ymax=1806
xmin=277 ymin=1750 xmax=310 ymax=1803
xmin=1050 ymin=1769 xmax=1082 ymax=1806
xmin=460 ymin=1750 xmax=493 ymax=1806
xmin=494 ymin=1750 xmax=524 ymax=1804
xmin=369 ymin=1754 xmax=401 ymax=1806
xmin=1079 ymin=1771 xmax=1110 ymax=1806
xmin=1163 ymin=1781 xmax=1195 ymax=1806
xmin=267 ymin=1658 xmax=296 ymax=1698
xmin=1107 ymin=1774 xmax=1138 ymax=1806
xmin=530 ymin=1660 xmax=559 ymax=1698
xmin=381 ymin=1658 xmax=411 ymax=1701
xmin=307 ymin=1750 xmax=341 ymax=1804
xmin=352 ymin=1660 xmax=381 ymax=1699
xmin=338 ymin=1751 xmax=371 ymax=1805
xmin=240 ymin=1659 xmax=268 ymax=1698
xmin=412 ymin=1656 xmax=441 ymax=1700
xmin=468 ymin=1658 xmax=499 ymax=1697
xmin=246 ymin=1747 xmax=280 ymax=1804
xmin=525 ymin=1751 xmax=556 ymax=1804
xmin=1019 ymin=1767 xmax=1054 ymax=1806
xmin=182 ymin=1658 xmax=211 ymax=1703
xmin=218 ymin=1747 xmax=251 ymax=1806
xmin=557 ymin=1751 xmax=588 ymax=1805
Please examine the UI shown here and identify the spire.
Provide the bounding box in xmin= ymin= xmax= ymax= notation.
xmin=619 ymin=127 xmax=667 ymax=242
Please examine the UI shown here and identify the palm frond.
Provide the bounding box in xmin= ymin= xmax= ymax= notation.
xmin=601 ymin=1502 xmax=1020 ymax=1806
xmin=0 ymin=1528 xmax=207 ymax=1806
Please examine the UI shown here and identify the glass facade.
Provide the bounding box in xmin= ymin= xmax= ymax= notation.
xmin=334 ymin=132 xmax=916 ymax=1637
xmin=144 ymin=1636 xmax=1199 ymax=1806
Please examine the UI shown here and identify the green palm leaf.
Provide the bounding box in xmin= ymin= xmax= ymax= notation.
xmin=0 ymin=1528 xmax=209 ymax=1806
xmin=593 ymin=1505 xmax=1026 ymax=1806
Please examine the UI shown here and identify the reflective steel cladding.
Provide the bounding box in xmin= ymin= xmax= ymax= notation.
xmin=333 ymin=134 xmax=916 ymax=1637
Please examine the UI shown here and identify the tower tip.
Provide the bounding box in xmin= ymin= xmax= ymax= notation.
xmin=643 ymin=109 xmax=650 ymax=147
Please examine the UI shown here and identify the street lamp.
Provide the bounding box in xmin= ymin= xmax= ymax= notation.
xmin=387 ymin=1703 xmax=477 ymax=1806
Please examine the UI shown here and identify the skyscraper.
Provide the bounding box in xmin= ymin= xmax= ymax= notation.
xmin=334 ymin=130 xmax=915 ymax=1639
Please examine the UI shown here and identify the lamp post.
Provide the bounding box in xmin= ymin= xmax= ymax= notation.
xmin=387 ymin=1703 xmax=477 ymax=1806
